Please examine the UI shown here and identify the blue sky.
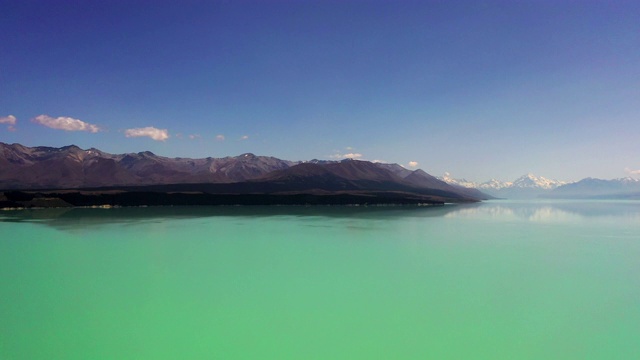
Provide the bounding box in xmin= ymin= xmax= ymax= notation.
xmin=1 ymin=1 xmax=639 ymax=182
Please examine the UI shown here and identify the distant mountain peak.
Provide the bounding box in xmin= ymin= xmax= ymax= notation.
xmin=512 ymin=173 xmax=566 ymax=190
xmin=618 ymin=177 xmax=639 ymax=183
xmin=438 ymin=172 xmax=569 ymax=198
xmin=439 ymin=172 xmax=477 ymax=188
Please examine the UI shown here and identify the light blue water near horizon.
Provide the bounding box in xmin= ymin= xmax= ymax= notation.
xmin=1 ymin=200 xmax=639 ymax=359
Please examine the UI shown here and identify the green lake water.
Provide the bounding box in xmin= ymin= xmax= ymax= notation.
xmin=1 ymin=200 xmax=639 ymax=359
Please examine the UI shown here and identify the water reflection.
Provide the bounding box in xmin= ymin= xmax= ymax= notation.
xmin=446 ymin=203 xmax=580 ymax=222
xmin=1 ymin=200 xmax=639 ymax=229
xmin=445 ymin=200 xmax=640 ymax=222
xmin=0 ymin=204 xmax=462 ymax=229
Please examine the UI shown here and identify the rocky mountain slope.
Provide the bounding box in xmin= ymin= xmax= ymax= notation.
xmin=0 ymin=142 xmax=295 ymax=189
xmin=255 ymin=159 xmax=487 ymax=200
xmin=0 ymin=142 xmax=490 ymax=204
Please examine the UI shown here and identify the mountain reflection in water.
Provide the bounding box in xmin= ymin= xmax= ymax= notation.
xmin=445 ymin=200 xmax=640 ymax=222
xmin=1 ymin=200 xmax=639 ymax=231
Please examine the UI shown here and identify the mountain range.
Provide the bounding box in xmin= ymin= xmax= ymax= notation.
xmin=2 ymin=142 xmax=637 ymax=204
xmin=439 ymin=173 xmax=568 ymax=198
xmin=0 ymin=142 xmax=490 ymax=207
xmin=545 ymin=177 xmax=640 ymax=199
xmin=440 ymin=172 xmax=640 ymax=199
xmin=0 ymin=142 xmax=295 ymax=188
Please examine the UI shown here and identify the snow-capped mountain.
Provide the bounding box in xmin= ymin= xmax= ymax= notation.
xmin=509 ymin=173 xmax=567 ymax=190
xmin=478 ymin=179 xmax=512 ymax=190
xmin=440 ymin=172 xmax=479 ymax=188
xmin=439 ymin=173 xmax=569 ymax=198
xmin=618 ymin=177 xmax=640 ymax=185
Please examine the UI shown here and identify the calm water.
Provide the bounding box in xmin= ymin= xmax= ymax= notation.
xmin=1 ymin=200 xmax=639 ymax=359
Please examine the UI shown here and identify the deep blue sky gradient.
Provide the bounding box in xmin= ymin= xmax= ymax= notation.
xmin=1 ymin=1 xmax=639 ymax=181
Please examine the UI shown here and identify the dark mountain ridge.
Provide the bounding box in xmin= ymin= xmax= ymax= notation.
xmin=0 ymin=142 xmax=295 ymax=189
xmin=254 ymin=160 xmax=476 ymax=200
xmin=0 ymin=142 xmax=490 ymax=206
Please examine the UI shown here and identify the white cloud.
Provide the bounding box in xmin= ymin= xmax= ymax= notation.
xmin=0 ymin=115 xmax=17 ymax=131
xmin=625 ymin=167 xmax=640 ymax=175
xmin=240 ymin=135 xmax=249 ymax=140
xmin=189 ymin=134 xmax=201 ymax=140
xmin=0 ymin=115 xmax=17 ymax=125
xmin=125 ymin=126 xmax=169 ymax=141
xmin=215 ymin=134 xmax=225 ymax=141
xmin=330 ymin=152 xmax=363 ymax=159
xmin=32 ymin=114 xmax=101 ymax=133
xmin=408 ymin=161 xmax=419 ymax=168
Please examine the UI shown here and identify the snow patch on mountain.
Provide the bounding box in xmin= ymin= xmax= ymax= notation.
xmin=510 ymin=173 xmax=567 ymax=190
xmin=440 ymin=172 xmax=567 ymax=191
xmin=440 ymin=172 xmax=478 ymax=188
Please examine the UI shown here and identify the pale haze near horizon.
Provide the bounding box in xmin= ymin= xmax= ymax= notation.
xmin=1 ymin=1 xmax=639 ymax=183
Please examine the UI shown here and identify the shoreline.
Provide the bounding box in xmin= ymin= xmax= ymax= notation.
xmin=1 ymin=190 xmax=469 ymax=210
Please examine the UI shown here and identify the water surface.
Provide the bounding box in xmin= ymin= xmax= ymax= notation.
xmin=1 ymin=200 xmax=639 ymax=359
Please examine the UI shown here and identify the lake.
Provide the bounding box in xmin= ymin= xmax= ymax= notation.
xmin=1 ymin=200 xmax=639 ymax=359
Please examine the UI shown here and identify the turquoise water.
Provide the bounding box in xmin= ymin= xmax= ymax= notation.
xmin=1 ymin=200 xmax=639 ymax=359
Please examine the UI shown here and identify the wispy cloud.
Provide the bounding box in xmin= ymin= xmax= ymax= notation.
xmin=124 ymin=126 xmax=169 ymax=141
xmin=32 ymin=114 xmax=101 ymax=133
xmin=215 ymin=134 xmax=225 ymax=141
xmin=625 ymin=167 xmax=640 ymax=175
xmin=407 ymin=161 xmax=419 ymax=168
xmin=240 ymin=135 xmax=249 ymax=140
xmin=0 ymin=115 xmax=17 ymax=131
xmin=189 ymin=134 xmax=201 ymax=140
xmin=330 ymin=152 xmax=363 ymax=159
xmin=0 ymin=115 xmax=16 ymax=125
xmin=329 ymin=147 xmax=365 ymax=160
